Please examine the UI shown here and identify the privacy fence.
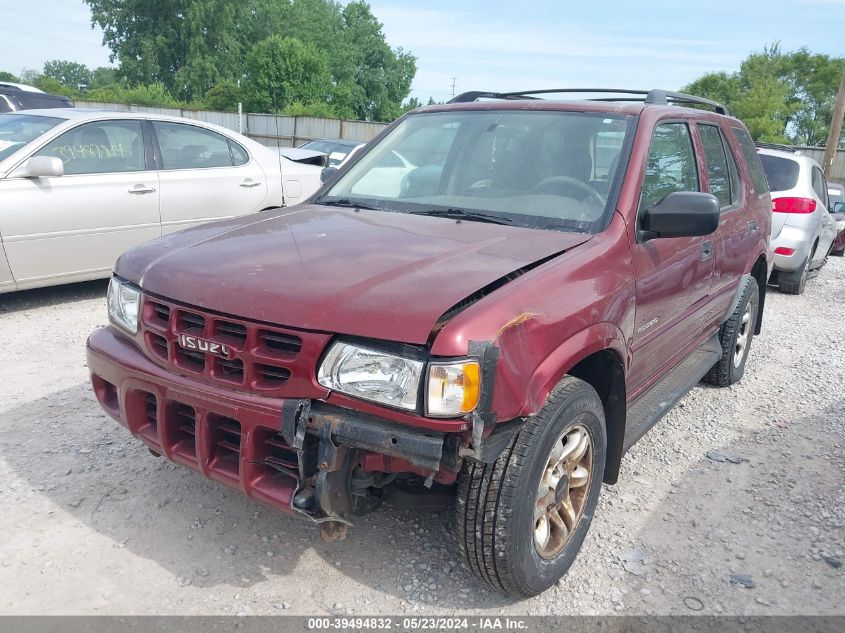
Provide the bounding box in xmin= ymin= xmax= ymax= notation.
xmin=75 ymin=101 xmax=845 ymax=181
xmin=75 ymin=101 xmax=390 ymax=148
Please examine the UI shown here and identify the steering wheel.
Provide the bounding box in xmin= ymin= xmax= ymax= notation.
xmin=530 ymin=176 xmax=605 ymax=207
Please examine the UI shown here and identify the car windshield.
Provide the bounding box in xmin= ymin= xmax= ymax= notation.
xmin=319 ymin=110 xmax=633 ymax=233
xmin=0 ymin=113 xmax=64 ymax=162
xmin=759 ymin=154 xmax=800 ymax=192
xmin=828 ymin=188 xmax=845 ymax=207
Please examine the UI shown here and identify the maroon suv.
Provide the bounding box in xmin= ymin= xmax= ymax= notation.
xmin=87 ymin=88 xmax=773 ymax=596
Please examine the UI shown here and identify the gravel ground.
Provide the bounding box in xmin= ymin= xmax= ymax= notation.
xmin=0 ymin=258 xmax=843 ymax=616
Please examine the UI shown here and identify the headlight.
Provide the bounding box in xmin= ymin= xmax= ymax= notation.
xmin=107 ymin=277 xmax=141 ymax=334
xmin=317 ymin=342 xmax=424 ymax=411
xmin=426 ymin=361 xmax=481 ymax=417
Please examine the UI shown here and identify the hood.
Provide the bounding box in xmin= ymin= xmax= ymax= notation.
xmin=116 ymin=205 xmax=592 ymax=344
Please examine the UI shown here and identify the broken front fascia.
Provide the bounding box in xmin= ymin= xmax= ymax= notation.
xmin=277 ymin=339 xmax=521 ymax=525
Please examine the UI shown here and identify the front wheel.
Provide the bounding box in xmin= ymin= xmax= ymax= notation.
xmin=454 ymin=376 xmax=606 ymax=596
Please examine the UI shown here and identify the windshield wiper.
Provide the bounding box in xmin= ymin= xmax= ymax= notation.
xmin=410 ymin=208 xmax=513 ymax=225
xmin=319 ymin=197 xmax=381 ymax=211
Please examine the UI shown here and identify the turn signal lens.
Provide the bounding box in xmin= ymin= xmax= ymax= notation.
xmin=772 ymin=197 xmax=816 ymax=214
xmin=774 ymin=246 xmax=795 ymax=256
xmin=426 ymin=361 xmax=481 ymax=417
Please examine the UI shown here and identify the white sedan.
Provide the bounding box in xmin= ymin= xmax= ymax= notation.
xmin=0 ymin=108 xmax=320 ymax=293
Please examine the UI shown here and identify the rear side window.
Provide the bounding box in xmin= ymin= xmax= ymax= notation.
xmin=758 ymin=154 xmax=799 ymax=192
xmin=698 ymin=124 xmax=732 ymax=208
xmin=639 ymin=122 xmax=700 ymax=210
xmin=153 ymin=121 xmax=235 ymax=169
xmin=811 ymin=167 xmax=828 ymax=208
xmin=229 ymin=140 xmax=249 ymax=166
xmin=731 ymin=127 xmax=770 ymax=195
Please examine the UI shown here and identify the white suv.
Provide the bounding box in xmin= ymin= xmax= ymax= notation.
xmin=757 ymin=145 xmax=837 ymax=294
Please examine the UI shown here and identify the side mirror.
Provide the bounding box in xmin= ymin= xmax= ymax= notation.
xmin=640 ymin=191 xmax=720 ymax=240
xmin=15 ymin=156 xmax=64 ymax=178
xmin=320 ymin=166 xmax=338 ymax=184
xmin=833 ymin=201 xmax=844 ymax=213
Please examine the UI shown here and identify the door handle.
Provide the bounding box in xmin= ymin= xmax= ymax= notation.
xmin=239 ymin=180 xmax=261 ymax=188
xmin=700 ymin=240 xmax=713 ymax=260
xmin=128 ymin=185 xmax=156 ymax=194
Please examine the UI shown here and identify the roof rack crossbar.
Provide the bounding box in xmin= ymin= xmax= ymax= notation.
xmin=754 ymin=142 xmax=799 ymax=153
xmin=448 ymin=88 xmax=730 ymax=116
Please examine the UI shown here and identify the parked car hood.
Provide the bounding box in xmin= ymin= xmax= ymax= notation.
xmin=116 ymin=205 xmax=592 ymax=344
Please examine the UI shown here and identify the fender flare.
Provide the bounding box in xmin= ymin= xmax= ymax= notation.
xmin=722 ymin=273 xmax=754 ymax=323
xmin=521 ymin=321 xmax=628 ymax=418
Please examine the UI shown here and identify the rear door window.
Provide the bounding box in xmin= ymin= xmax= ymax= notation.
xmin=758 ymin=154 xmax=800 ymax=192
xmin=639 ymin=122 xmax=700 ymax=210
xmin=698 ymin=124 xmax=732 ymax=208
xmin=152 ymin=121 xmax=235 ymax=169
xmin=731 ymin=127 xmax=770 ymax=195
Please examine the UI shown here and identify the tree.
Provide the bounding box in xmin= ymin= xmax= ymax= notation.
xmin=85 ymin=0 xmax=417 ymax=120
xmin=85 ymin=0 xmax=248 ymax=101
xmin=42 ymin=60 xmax=93 ymax=90
xmin=242 ymin=36 xmax=332 ymax=113
xmin=204 ymin=81 xmax=242 ymax=112
xmin=0 ymin=71 xmax=18 ymax=82
xmin=90 ymin=66 xmax=120 ymax=90
xmin=684 ymin=45 xmax=845 ymax=145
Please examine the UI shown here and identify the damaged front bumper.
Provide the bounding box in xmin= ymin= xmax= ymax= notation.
xmin=86 ymin=327 xmax=462 ymax=534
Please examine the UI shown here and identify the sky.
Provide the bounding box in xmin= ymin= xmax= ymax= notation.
xmin=1 ymin=0 xmax=843 ymax=102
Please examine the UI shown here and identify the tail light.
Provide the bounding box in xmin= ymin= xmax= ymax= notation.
xmin=772 ymin=197 xmax=816 ymax=214
xmin=774 ymin=246 xmax=795 ymax=256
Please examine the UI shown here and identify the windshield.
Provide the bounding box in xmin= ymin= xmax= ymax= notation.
xmin=319 ymin=110 xmax=633 ymax=233
xmin=0 ymin=113 xmax=64 ymax=162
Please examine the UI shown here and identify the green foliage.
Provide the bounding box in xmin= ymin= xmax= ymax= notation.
xmin=87 ymin=83 xmax=182 ymax=107
xmin=84 ymin=0 xmax=417 ymax=120
xmin=33 ymin=76 xmax=78 ymax=98
xmin=90 ymin=67 xmax=120 ymax=90
xmin=243 ymin=36 xmax=332 ymax=113
xmin=684 ymin=44 xmax=845 ymax=145
xmin=204 ymin=81 xmax=242 ymax=112
xmin=42 ymin=60 xmax=93 ymax=90
xmin=0 ymin=71 xmax=18 ymax=82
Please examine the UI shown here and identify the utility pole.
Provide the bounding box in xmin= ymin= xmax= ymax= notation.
xmin=822 ymin=67 xmax=845 ymax=178
xmin=451 ymin=77 xmax=457 ymax=99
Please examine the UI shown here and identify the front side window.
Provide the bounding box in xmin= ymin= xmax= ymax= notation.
xmin=153 ymin=121 xmax=234 ymax=169
xmin=0 ymin=113 xmax=63 ymax=161
xmin=34 ymin=120 xmax=145 ymax=175
xmin=698 ymin=124 xmax=732 ymax=209
xmin=639 ymin=122 xmax=699 ymax=210
xmin=320 ymin=110 xmax=633 ymax=234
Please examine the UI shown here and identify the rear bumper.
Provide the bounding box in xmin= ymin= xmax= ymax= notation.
xmin=771 ymin=224 xmax=814 ymax=272
xmin=86 ymin=327 xmax=450 ymax=520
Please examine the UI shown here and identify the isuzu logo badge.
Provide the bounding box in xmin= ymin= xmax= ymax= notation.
xmin=178 ymin=334 xmax=233 ymax=359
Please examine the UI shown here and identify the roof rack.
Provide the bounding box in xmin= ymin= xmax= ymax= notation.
xmin=448 ymin=88 xmax=730 ymax=116
xmin=754 ymin=142 xmax=800 ymax=154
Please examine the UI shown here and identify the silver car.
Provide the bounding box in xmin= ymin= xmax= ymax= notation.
xmin=757 ymin=145 xmax=837 ymax=294
xmin=0 ymin=109 xmax=320 ymax=294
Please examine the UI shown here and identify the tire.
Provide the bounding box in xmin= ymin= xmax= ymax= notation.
xmin=704 ymin=277 xmax=759 ymax=387
xmin=454 ymin=376 xmax=606 ymax=596
xmin=778 ymin=254 xmax=810 ymax=295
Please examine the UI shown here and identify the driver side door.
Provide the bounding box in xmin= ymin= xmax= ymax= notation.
xmin=628 ymin=121 xmax=715 ymax=397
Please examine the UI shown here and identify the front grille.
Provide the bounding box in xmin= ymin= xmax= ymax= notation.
xmin=208 ymin=415 xmax=241 ymax=480
xmin=139 ymin=295 xmax=328 ymax=396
